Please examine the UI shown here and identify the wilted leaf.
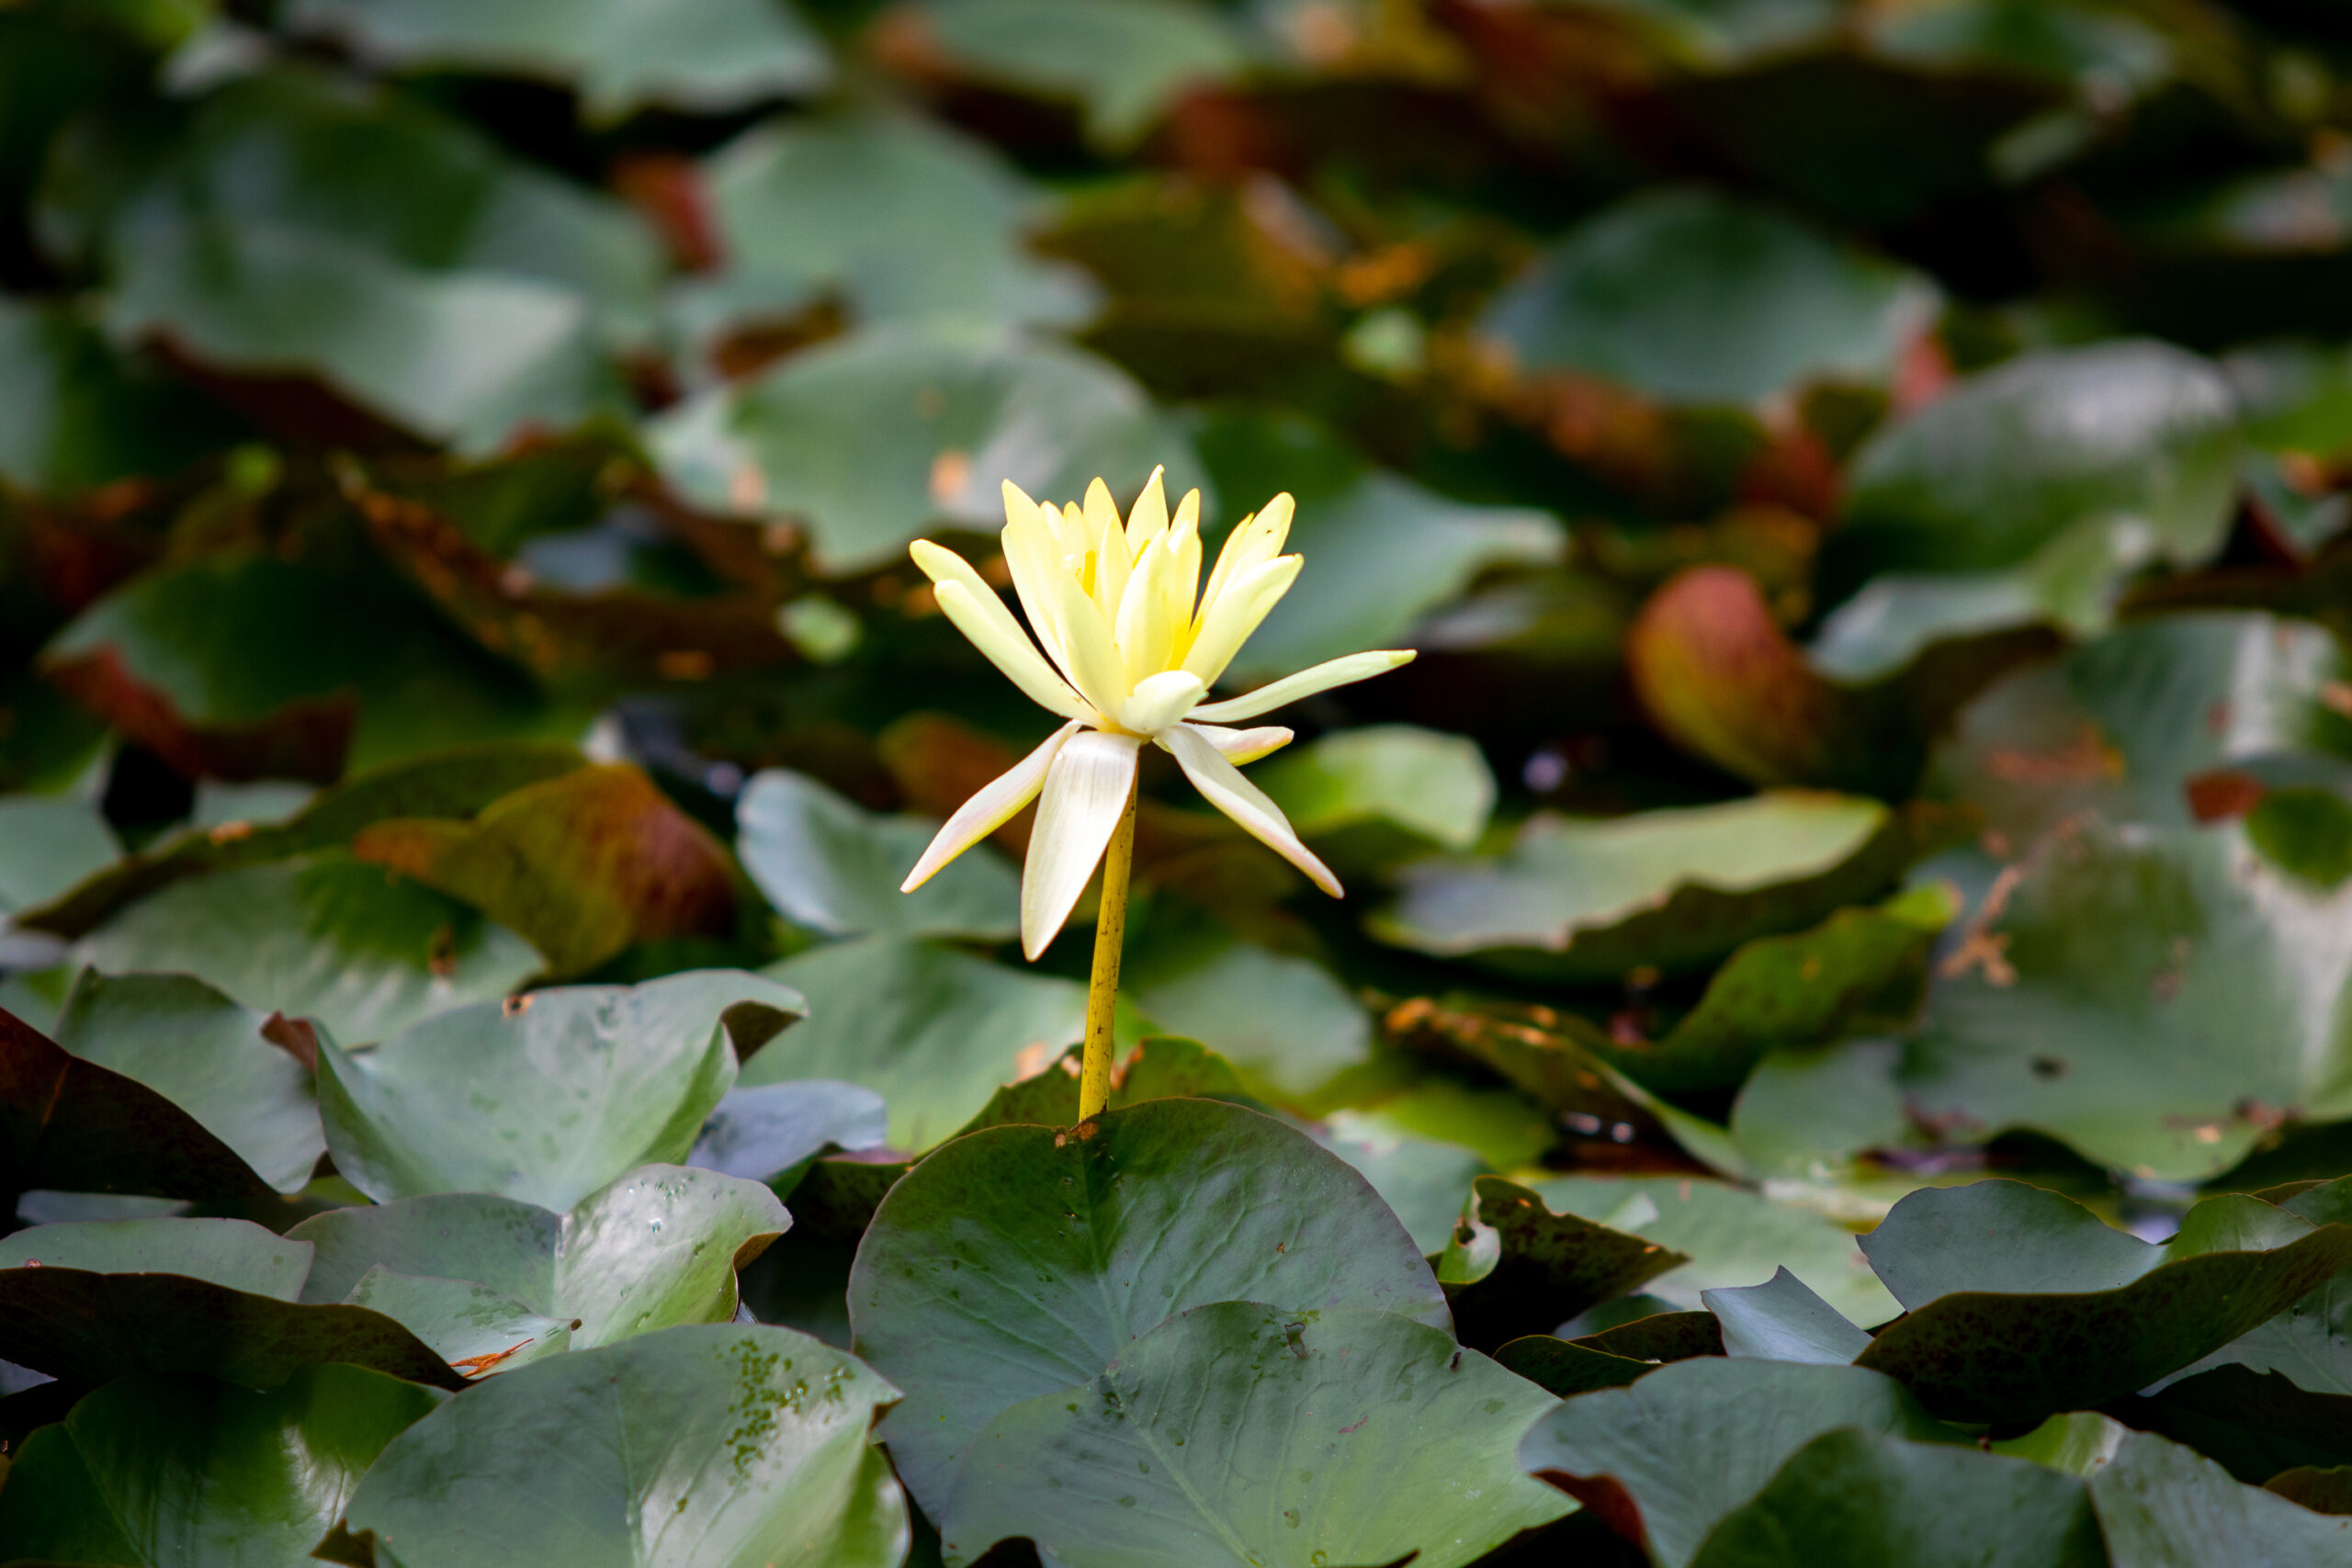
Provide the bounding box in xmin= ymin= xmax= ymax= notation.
xmin=288 ymin=0 xmax=831 ymax=121
xmin=1854 ymin=1180 xmax=2352 ymax=1422
xmin=1481 ymin=187 xmax=1937 ymax=405
xmin=353 ymin=762 xmax=739 ymax=976
xmin=944 ymin=1303 xmax=1567 ymax=1568
xmin=745 ymin=935 xmax=1080 ymax=1151
xmin=292 ymin=1162 xmax=788 ymax=1348
xmin=0 ymin=1364 xmax=441 ymax=1566
xmin=737 ymin=767 xmax=1018 ymax=942
xmin=73 ymin=852 xmax=540 ymax=1046
xmin=52 ymin=969 xmax=323 ymax=1194
xmin=648 ymin=324 xmax=1207 ymax=574
xmin=345 ymin=1325 xmax=909 ymax=1568
xmin=848 ymin=1097 xmax=1449 ymax=1512
xmin=1520 ymin=1358 xmax=1962 ymax=1568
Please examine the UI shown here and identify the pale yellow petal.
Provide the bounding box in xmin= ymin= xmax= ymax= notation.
xmin=1195 ymin=492 xmax=1294 ymax=636
xmin=1046 ymin=555 xmax=1135 ymax=716
xmin=1021 ymin=729 xmax=1143 ymax=958
xmin=1170 ymin=721 xmax=1293 ymax=764
xmin=1180 ymin=554 xmax=1301 ymax=688
xmin=1188 ymin=649 xmax=1417 ymax=724
xmin=1000 ymin=481 xmax=1070 ymax=671
xmin=1160 ymin=722 xmax=1340 ymax=897
xmin=1118 ymin=670 xmax=1206 ymax=735
xmin=1125 ymin=466 xmax=1170 ymax=553
xmin=902 ymin=721 xmax=1078 ymax=891
xmin=933 ymin=582 xmax=1097 ymax=723
xmin=1114 ymin=533 xmax=1179 ymax=679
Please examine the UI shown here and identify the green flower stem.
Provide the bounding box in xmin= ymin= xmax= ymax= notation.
xmin=1078 ymin=774 xmax=1139 ymax=1122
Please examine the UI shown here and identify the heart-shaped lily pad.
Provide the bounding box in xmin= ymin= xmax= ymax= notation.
xmin=736 ymin=767 xmax=1018 ymax=942
xmin=944 ymin=1303 xmax=1568 ymax=1568
xmin=0 ymin=1363 xmax=441 ymax=1565
xmin=1520 ymin=1358 xmax=1962 ymax=1568
xmin=290 ymin=1162 xmax=787 ymax=1348
xmin=848 ymin=1097 xmax=1449 ymax=1512
xmin=1854 ymin=1180 xmax=2352 ymax=1421
xmin=1371 ymin=792 xmax=1951 ymax=979
xmin=345 ymin=1324 xmax=908 ymax=1568
xmin=318 ymin=968 xmax=801 ymax=1209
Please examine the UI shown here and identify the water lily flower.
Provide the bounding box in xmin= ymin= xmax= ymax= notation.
xmin=900 ymin=468 xmax=1415 ymax=959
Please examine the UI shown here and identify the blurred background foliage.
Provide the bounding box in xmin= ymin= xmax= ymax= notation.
xmin=7 ymin=0 xmax=2352 ymax=1250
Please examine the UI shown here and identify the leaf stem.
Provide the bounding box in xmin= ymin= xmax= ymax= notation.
xmin=1079 ymin=773 xmax=1138 ymax=1121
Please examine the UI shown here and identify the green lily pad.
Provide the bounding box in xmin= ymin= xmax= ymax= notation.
xmin=290 ymin=1162 xmax=786 ymax=1348
xmin=910 ymin=0 xmax=1251 ymax=148
xmin=689 ymin=1079 xmax=889 ymax=1184
xmin=848 ymin=1098 xmax=1450 ymax=1512
xmin=351 ymin=762 xmax=741 ymax=976
xmin=1928 ymin=611 xmax=2352 ymax=846
xmin=1899 ymin=816 xmax=2352 ymax=1179
xmin=1252 ymin=723 xmax=1498 ymax=855
xmin=1224 ymin=474 xmax=1563 ymax=684
xmin=344 ymin=1266 xmax=576 ymax=1376
xmin=48 ymin=68 xmax=658 ymax=447
xmin=745 ymin=936 xmax=1081 ymax=1152
xmin=0 ymin=295 xmax=243 ymax=495
xmin=1819 ymin=341 xmax=2238 ymax=678
xmin=72 ymin=852 xmax=540 ymax=1047
xmin=0 ymin=791 xmax=116 ymax=913
xmin=1437 ymin=1176 xmax=1690 ymax=1350
xmin=1688 ymin=1425 xmax=2105 ymax=1568
xmin=0 ymin=1002 xmax=281 ymax=1202
xmin=2154 ymin=1177 xmax=2352 ymax=1401
xmin=1703 ymin=1267 xmax=1872 ymax=1365
xmin=1519 ymin=1358 xmax=1962 ymax=1568
xmin=345 ymin=1324 xmax=909 ymax=1568
xmin=942 ymin=1303 xmax=1568 ymax=1568
xmin=288 ymin=0 xmax=830 ymax=121
xmin=648 ymin=324 xmax=1206 ymax=574
xmin=2088 ymin=1430 xmax=2352 ymax=1565
xmin=1481 ymin=186 xmax=1937 ymax=406
xmin=0 ymin=1216 xmax=466 ymax=1390
xmin=319 ymin=969 xmax=800 ymax=1209
xmin=1372 ymin=792 xmax=1938 ymax=980
xmin=15 ymin=740 xmax=585 ymax=938
xmin=683 ymin=110 xmax=1087 ymax=336
xmin=737 ymin=768 xmax=1018 ymax=942
xmin=1530 ymin=1175 xmax=1899 ymax=1325
xmin=1854 ymin=1181 xmax=2352 ymax=1422
xmin=52 ymin=969 xmax=323 ymax=1194
xmin=0 ymin=1363 xmax=441 ymax=1566
xmin=1125 ymin=919 xmax=1372 ymax=1100
xmin=1305 ymin=1107 xmax=1490 ymax=1256
xmin=42 ymin=552 xmax=586 ymax=781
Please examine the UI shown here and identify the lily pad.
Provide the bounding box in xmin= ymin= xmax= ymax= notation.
xmin=290 ymin=1162 xmax=787 ymax=1348
xmin=943 ymin=1303 xmax=1568 ymax=1568
xmin=0 ymin=1002 xmax=280 ymax=1202
xmin=72 ymin=852 xmax=540 ymax=1047
xmin=288 ymin=0 xmax=831 ymax=121
xmin=1252 ymin=722 xmax=1498 ymax=854
xmin=909 ymin=0 xmax=1251 ymax=148
xmin=344 ymin=1266 xmax=576 ymax=1376
xmin=1481 ymin=186 xmax=1937 ymax=405
xmin=1124 ymin=919 xmax=1373 ymax=1100
xmin=1372 ymin=792 xmax=1940 ymax=980
xmin=2088 ymin=1429 xmax=2352 ymax=1565
xmin=848 ymin=1097 xmax=1450 ymax=1512
xmin=352 ymin=762 xmax=741 ymax=977
xmin=1519 ymin=1357 xmax=1962 ymax=1568
xmin=0 ymin=1215 xmax=466 ymax=1390
xmin=1899 ymin=816 xmax=2352 ymax=1179
xmin=648 ymin=324 xmax=1206 ymax=575
xmin=317 ymin=968 xmax=802 ymax=1209
xmin=1703 ymin=1267 xmax=1872 ymax=1365
xmin=1819 ymin=341 xmax=2238 ymax=677
xmin=689 ymin=1079 xmax=890 ymax=1185
xmin=1306 ymin=1107 xmax=1490 ymax=1256
xmin=0 ymin=791 xmax=116 ymax=913
xmin=1530 ymin=1174 xmax=1899 ymax=1325
xmin=0 ymin=1363 xmax=441 ymax=1566
xmin=684 ymin=110 xmax=1086 ymax=336
xmin=1854 ymin=1180 xmax=2352 ymax=1422
xmin=51 ymin=969 xmax=323 ymax=1194
xmin=736 ymin=768 xmax=1018 ymax=942
xmin=1437 ymin=1175 xmax=1690 ymax=1350
xmin=345 ymin=1324 xmax=909 ymax=1568
xmin=0 ymin=295 xmax=243 ymax=495
xmin=1688 ymin=1425 xmax=2105 ymax=1568
xmin=745 ymin=936 xmax=1081 ymax=1151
